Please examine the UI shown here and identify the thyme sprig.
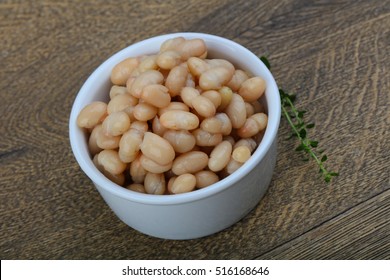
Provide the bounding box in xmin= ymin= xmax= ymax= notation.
xmin=260 ymin=56 xmax=339 ymax=182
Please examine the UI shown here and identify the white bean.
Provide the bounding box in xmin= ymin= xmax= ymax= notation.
xmin=109 ymin=85 xmax=128 ymax=99
xmin=224 ymin=93 xmax=246 ymax=129
xmin=192 ymin=128 xmax=222 ymax=146
xmin=95 ymin=124 xmax=121 ymax=150
xmin=237 ymin=112 xmax=268 ymax=138
xmin=168 ymin=173 xmax=196 ymax=194
xmin=126 ymin=183 xmax=146 ymax=193
xmin=118 ymin=128 xmax=144 ymax=163
xmin=195 ymin=170 xmax=219 ymax=189
xmin=163 ymin=130 xmax=196 ymax=153
xmin=140 ymin=132 xmax=175 ymax=165
xmin=141 ymin=84 xmax=171 ymax=108
xmin=110 ymin=57 xmax=140 ymax=86
xmin=238 ymin=76 xmax=266 ymax=102
xmin=208 ymin=140 xmax=232 ymax=172
xmin=160 ymin=110 xmax=199 ymax=130
xmin=128 ymin=70 xmax=164 ymax=98
xmin=192 ymin=95 xmax=216 ymax=118
xmin=97 ymin=149 xmax=127 ymax=175
xmin=102 ymin=111 xmax=130 ymax=136
xmin=171 ymin=151 xmax=209 ymax=175
xmin=133 ymin=103 xmax=158 ymax=121
xmin=165 ymin=64 xmax=188 ymax=97
xmin=144 ymin=172 xmax=166 ymax=195
xmin=140 ymin=154 xmax=172 ymax=173
xmin=129 ymin=155 xmax=147 ymax=184
xmin=107 ymin=94 xmax=138 ymax=114
xmin=199 ymin=66 xmax=234 ymax=90
xmin=77 ymin=101 xmax=107 ymax=129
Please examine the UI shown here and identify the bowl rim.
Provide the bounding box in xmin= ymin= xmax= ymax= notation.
xmin=69 ymin=32 xmax=280 ymax=206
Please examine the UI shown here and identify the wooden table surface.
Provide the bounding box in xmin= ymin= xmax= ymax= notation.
xmin=1 ymin=0 xmax=389 ymax=260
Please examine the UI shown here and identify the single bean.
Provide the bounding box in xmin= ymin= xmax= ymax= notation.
xmin=199 ymin=66 xmax=234 ymax=90
xmin=163 ymin=129 xmax=196 ymax=153
xmin=138 ymin=55 xmax=158 ymax=73
xmin=171 ymin=151 xmax=208 ymax=175
xmin=245 ymin=102 xmax=255 ymax=118
xmin=205 ymin=59 xmax=235 ymax=73
xmin=139 ymin=154 xmax=172 ymax=173
xmin=104 ymin=171 xmax=125 ymax=186
xmin=133 ymin=103 xmax=157 ymax=121
xmin=165 ymin=64 xmax=188 ymax=97
xmin=126 ymin=183 xmax=146 ymax=193
xmin=102 ymin=111 xmax=131 ymax=136
xmin=122 ymin=105 xmax=136 ymax=122
xmin=128 ymin=70 xmax=164 ymax=98
xmin=217 ymin=86 xmax=233 ymax=111
xmin=192 ymin=128 xmax=223 ymax=146
xmin=201 ymin=90 xmax=221 ymax=108
xmin=186 ymin=73 xmax=196 ymax=88
xmin=195 ymin=170 xmax=219 ymax=189
xmin=200 ymin=117 xmax=223 ymax=134
xmin=237 ymin=112 xmax=268 ymax=138
xmin=224 ymin=93 xmax=246 ymax=129
xmin=109 ymin=85 xmax=128 ymax=99
xmin=144 ymin=172 xmax=166 ymax=195
xmin=214 ymin=113 xmax=232 ymax=135
xmin=107 ymin=94 xmax=138 ymax=114
xmin=160 ymin=110 xmax=199 ymax=130
xmin=118 ymin=128 xmax=144 ymax=163
xmin=226 ymin=69 xmax=250 ymax=92
xmin=110 ymin=57 xmax=139 ymax=86
xmin=141 ymin=84 xmax=171 ymax=108
xmin=88 ymin=125 xmax=103 ymax=155
xmin=129 ymin=155 xmax=147 ymax=183
xmin=192 ymin=95 xmax=216 ymax=118
xmin=140 ymin=132 xmax=175 ymax=165
xmin=129 ymin=120 xmax=149 ymax=133
xmin=125 ymin=75 xmax=137 ymax=91
xmin=169 ymin=173 xmax=196 ymax=194
xmin=232 ymin=146 xmax=251 ymax=163
xmin=160 ymin=36 xmax=186 ymax=52
xmin=156 ymin=50 xmax=182 ymax=70
xmin=225 ymin=157 xmax=243 ymax=175
xmin=95 ymin=124 xmax=121 ymax=149
xmin=180 ymin=87 xmax=200 ymax=108
xmin=176 ymin=39 xmax=207 ymax=60
xmin=158 ymin=101 xmax=189 ymax=116
xmin=152 ymin=116 xmax=168 ymax=136
xmin=167 ymin=176 xmax=177 ymax=193
xmin=238 ymin=76 xmax=266 ymax=102
xmin=77 ymin=101 xmax=107 ymax=129
xmin=93 ymin=155 xmax=125 ymax=185
xmin=187 ymin=57 xmax=209 ymax=77
xmin=208 ymin=140 xmax=232 ymax=172
xmin=97 ymin=149 xmax=127 ymax=175
xmin=234 ymin=138 xmax=257 ymax=152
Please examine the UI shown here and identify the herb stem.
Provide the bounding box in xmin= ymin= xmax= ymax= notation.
xmin=260 ymin=55 xmax=338 ymax=183
xmin=281 ymin=97 xmax=328 ymax=178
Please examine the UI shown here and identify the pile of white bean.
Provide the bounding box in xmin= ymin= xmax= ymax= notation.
xmin=77 ymin=37 xmax=268 ymax=195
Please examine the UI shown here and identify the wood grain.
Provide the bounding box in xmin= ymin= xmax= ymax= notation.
xmin=257 ymin=189 xmax=390 ymax=259
xmin=0 ymin=0 xmax=389 ymax=259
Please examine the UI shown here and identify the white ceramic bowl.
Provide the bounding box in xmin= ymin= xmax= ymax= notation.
xmin=69 ymin=32 xmax=280 ymax=240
